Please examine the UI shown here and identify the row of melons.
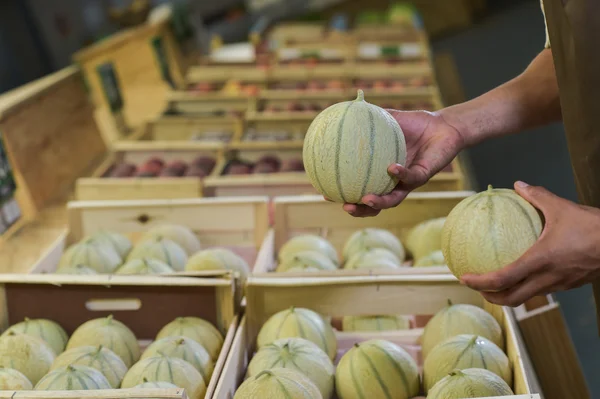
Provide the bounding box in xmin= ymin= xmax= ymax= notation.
xmin=57 ymin=224 xmax=250 ymax=280
xmin=0 ymin=316 xmax=222 ymax=399
xmin=233 ymin=302 xmax=513 ymax=398
xmin=276 ymin=218 xmax=447 ymax=273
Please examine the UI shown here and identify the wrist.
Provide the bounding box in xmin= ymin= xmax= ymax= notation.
xmin=437 ymin=104 xmax=479 ymax=148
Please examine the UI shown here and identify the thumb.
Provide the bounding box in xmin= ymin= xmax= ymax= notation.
xmin=514 ymin=181 xmax=562 ymax=213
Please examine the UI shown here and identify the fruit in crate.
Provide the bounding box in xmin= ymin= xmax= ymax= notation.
xmin=191 ymin=155 xmax=217 ymax=172
xmin=140 ymin=158 xmax=164 ymax=175
xmin=391 ymin=81 xmax=406 ymax=91
xmin=142 ymin=224 xmax=201 ymax=255
xmin=441 ymin=186 xmax=543 ymax=278
xmin=256 ymin=155 xmax=281 ymax=170
xmin=121 ymin=354 xmax=206 ymax=399
xmin=127 ymin=236 xmax=188 ymax=271
xmin=278 ymin=235 xmax=338 ymax=265
xmin=342 ymin=315 xmax=410 ymax=331
xmin=0 ymin=368 xmax=33 ymax=390
xmin=257 ymin=307 xmax=337 ymax=360
xmin=264 ymin=104 xmax=280 ymax=113
xmin=372 ymin=80 xmax=389 ymax=91
xmin=227 ymin=161 xmax=253 ymax=175
xmin=247 ymin=337 xmax=334 ymax=399
xmin=254 ymin=163 xmax=277 ymax=174
xmin=190 ymin=82 xmax=214 ymax=93
xmin=235 ymin=368 xmax=322 ymax=398
xmin=142 ymin=336 xmax=214 ymax=382
xmin=242 ymin=84 xmax=260 ymax=96
xmin=421 ymin=301 xmax=503 ymax=358
xmin=343 ymin=247 xmax=402 ymax=270
xmin=66 ymin=315 xmax=140 ymax=368
xmin=159 ymin=160 xmax=188 ymax=177
xmin=222 ymin=80 xmax=243 ymax=95
xmin=133 ymin=169 xmax=158 ymax=178
xmin=406 ymin=217 xmax=446 ymax=261
xmin=0 ymin=332 xmax=55 ymax=385
xmin=413 ymin=250 xmax=445 ymax=267
xmin=51 ymin=345 xmax=128 ymax=388
xmin=134 ymin=379 xmax=178 ymax=389
xmin=280 ymin=158 xmax=305 ymax=172
xmin=306 ymin=80 xmax=324 ymax=92
xmin=59 ymin=239 xmax=122 ymax=274
xmin=2 ymin=318 xmax=68 ymax=355
xmin=185 ymin=166 xmax=209 ymax=178
xmin=276 ymin=251 xmax=338 ymax=273
xmin=326 ymin=80 xmax=344 ymax=90
xmin=336 ymin=339 xmax=420 ymax=399
xmin=303 ymin=90 xmax=406 ymax=204
xmin=427 ymin=368 xmax=514 ymax=399
xmin=89 ymin=230 xmax=132 ymax=258
xmin=423 ymin=334 xmax=512 ymax=392
xmin=109 ymin=163 xmax=136 ymax=177
xmin=55 ymin=264 xmax=98 ymax=275
xmin=116 ymin=258 xmax=174 ymax=275
xmin=287 ymin=102 xmax=305 ymax=112
xmin=185 ymin=248 xmax=250 ymax=281
xmin=156 ymin=317 xmax=223 ymax=360
xmin=343 ymin=228 xmax=405 ymax=262
xmin=34 ymin=365 xmax=112 ymax=390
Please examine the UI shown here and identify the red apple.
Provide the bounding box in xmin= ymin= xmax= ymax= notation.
xmin=326 ymin=80 xmax=344 ymax=91
xmin=109 ymin=163 xmax=137 ymax=178
xmin=254 ymin=163 xmax=277 ymax=174
xmin=134 ymin=170 xmax=157 ymax=178
xmin=227 ymin=163 xmax=253 ymax=175
xmin=306 ymin=81 xmax=323 ymax=92
xmin=160 ymin=160 xmax=188 ymax=177
xmin=185 ymin=166 xmax=209 ymax=178
xmin=280 ymin=158 xmax=305 ymax=172
xmin=256 ymin=155 xmax=281 ymax=170
xmin=191 ymin=156 xmax=216 ymax=172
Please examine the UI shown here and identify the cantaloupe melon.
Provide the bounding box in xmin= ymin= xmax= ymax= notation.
xmin=35 ymin=365 xmax=112 ymax=390
xmin=90 ymin=230 xmax=133 ymax=258
xmin=185 ymin=248 xmax=250 ymax=279
xmin=55 ymin=264 xmax=98 ymax=275
xmin=342 ymin=315 xmax=410 ymax=331
xmin=121 ymin=355 xmax=206 ymax=399
xmin=234 ymin=368 xmax=322 ymax=399
xmin=141 ymin=224 xmax=201 ymax=255
xmin=276 ymin=250 xmax=338 ymax=273
xmin=442 ymin=186 xmax=543 ymax=278
xmin=335 ymin=339 xmax=419 ymax=399
xmin=343 ymin=247 xmax=402 ymax=270
xmin=66 ymin=315 xmax=140 ymax=368
xmin=427 ymin=368 xmax=514 ymax=399
xmin=142 ymin=336 xmax=213 ymax=383
xmin=247 ymin=337 xmax=334 ymax=399
xmin=134 ymin=379 xmax=178 ymax=389
xmin=116 ymin=258 xmax=174 ymax=275
xmin=421 ymin=301 xmax=504 ymax=358
xmin=128 ymin=236 xmax=188 ymax=271
xmin=413 ymin=250 xmax=445 ymax=267
xmin=278 ymin=235 xmax=338 ymax=265
xmin=257 ymin=307 xmax=337 ymax=360
xmin=51 ymin=345 xmax=128 ymax=388
xmin=3 ymin=318 xmax=68 ymax=355
xmin=406 ymin=217 xmax=446 ymax=261
xmin=343 ymin=228 xmax=405 ymax=262
xmin=423 ymin=334 xmax=512 ymax=393
xmin=303 ymin=90 xmax=407 ymax=204
xmin=0 ymin=367 xmax=33 ymax=390
xmin=156 ymin=317 xmax=223 ymax=360
xmin=59 ymin=240 xmax=122 ymax=274
xmin=0 ymin=331 xmax=55 ymax=385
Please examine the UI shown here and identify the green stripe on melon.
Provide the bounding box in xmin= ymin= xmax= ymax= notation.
xmin=127 ymin=236 xmax=188 ymax=271
xmin=427 ymin=368 xmax=514 ymax=399
xmin=277 ymin=250 xmax=338 ymax=273
xmin=156 ymin=317 xmax=223 ymax=360
xmin=59 ymin=240 xmax=122 ymax=274
xmin=51 ymin=345 xmax=128 ymax=388
xmin=234 ymin=368 xmax=322 ymax=399
xmin=116 ymin=258 xmax=174 ymax=275
xmin=343 ymin=228 xmax=405 ymax=263
xmin=3 ymin=318 xmax=68 ymax=355
xmin=278 ymin=235 xmax=339 ymax=265
xmin=303 ymin=90 xmax=407 ymax=204
xmin=34 ymin=365 xmax=111 ymax=390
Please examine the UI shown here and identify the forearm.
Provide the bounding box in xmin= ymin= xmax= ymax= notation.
xmin=439 ymin=49 xmax=561 ymax=146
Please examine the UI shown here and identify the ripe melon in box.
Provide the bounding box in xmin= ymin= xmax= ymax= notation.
xmin=278 ymin=235 xmax=338 ymax=265
xmin=2 ymin=318 xmax=68 ymax=355
xmin=0 ymin=368 xmax=33 ymax=390
xmin=134 ymin=379 xmax=178 ymax=389
xmin=142 ymin=336 xmax=214 ymax=383
xmin=427 ymin=368 xmax=514 ymax=399
xmin=247 ymin=337 xmax=334 ymax=398
xmin=0 ymin=331 xmax=55 ymax=385
xmin=421 ymin=301 xmax=504 ymax=358
xmin=127 ymin=236 xmax=188 ymax=271
xmin=51 ymin=345 xmax=128 ymax=388
xmin=442 ymin=186 xmax=543 ymax=278
xmin=66 ymin=315 xmax=140 ymax=368
xmin=343 ymin=228 xmax=405 ymax=262
xmin=141 ymin=224 xmax=201 ymax=255
xmin=121 ymin=355 xmax=206 ymax=399
xmin=423 ymin=334 xmax=512 ymax=393
xmin=342 ymin=315 xmax=409 ymax=331
xmin=55 ymin=264 xmax=98 ymax=275
xmin=185 ymin=248 xmax=250 ymax=280
xmin=156 ymin=317 xmax=223 ymax=360
xmin=234 ymin=368 xmax=322 ymax=399
xmin=59 ymin=239 xmax=122 ymax=274
xmin=413 ymin=250 xmax=445 ymax=267
xmin=35 ymin=365 xmax=112 ymax=390
xmin=89 ymin=230 xmax=133 ymax=258
xmin=276 ymin=250 xmax=338 ymax=273
xmin=343 ymin=247 xmax=401 ymax=270
xmin=303 ymin=90 xmax=407 ymax=204
xmin=406 ymin=217 xmax=446 ymax=261
xmin=257 ymin=307 xmax=337 ymax=360
xmin=336 ymin=339 xmax=419 ymax=399
xmin=116 ymin=258 xmax=174 ymax=275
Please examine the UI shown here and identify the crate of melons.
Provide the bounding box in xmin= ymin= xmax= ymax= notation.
xmin=212 ymin=274 xmax=536 ymax=398
xmin=134 ymin=115 xmax=243 ymax=143
xmin=75 ymin=142 xmax=224 ymax=201
xmin=252 ymin=192 xmax=472 ymax=276
xmin=0 ymin=269 xmax=237 ymax=399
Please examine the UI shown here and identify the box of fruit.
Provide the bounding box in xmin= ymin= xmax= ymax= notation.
xmin=213 ymin=274 xmax=535 ymax=398
xmin=240 ymin=119 xmax=311 ymax=145
xmin=0 ymin=269 xmax=236 ymax=398
xmin=185 ymin=65 xmax=269 ymax=86
xmin=253 ymin=192 xmax=473 ymax=276
xmin=135 ymin=115 xmax=243 ymax=143
xmin=75 ymin=142 xmax=224 ymax=201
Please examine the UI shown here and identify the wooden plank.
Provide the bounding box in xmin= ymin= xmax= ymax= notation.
xmin=0 ymin=391 xmax=187 ymax=399
xmin=147 ymin=116 xmax=242 ymax=142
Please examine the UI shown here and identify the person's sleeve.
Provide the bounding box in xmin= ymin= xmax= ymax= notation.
xmin=541 ymin=0 xmax=551 ymax=48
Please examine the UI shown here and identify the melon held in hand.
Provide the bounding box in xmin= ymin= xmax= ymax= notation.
xmin=303 ymin=90 xmax=406 ymax=204
xmin=442 ymin=185 xmax=543 ymax=278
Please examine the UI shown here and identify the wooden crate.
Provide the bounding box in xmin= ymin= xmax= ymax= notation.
xmin=213 ymin=275 xmax=536 ymax=398
xmin=0 ymin=391 xmax=188 ymax=399
xmin=186 ymin=66 xmax=269 ymax=85
xmin=166 ymin=91 xmax=252 ymax=116
xmin=240 ymin=119 xmax=311 ymax=146
xmin=252 ymin=191 xmax=472 ymax=276
xmin=0 ymin=271 xmax=236 ymax=399
xmin=75 ymin=142 xmax=224 ymax=201
xmin=203 ymin=144 xmax=313 ymax=198
xmin=136 ymin=116 xmax=243 ymax=142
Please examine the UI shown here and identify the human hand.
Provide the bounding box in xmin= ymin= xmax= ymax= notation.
xmin=461 ymin=181 xmax=600 ymax=307
xmin=342 ymin=109 xmax=466 ymax=217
